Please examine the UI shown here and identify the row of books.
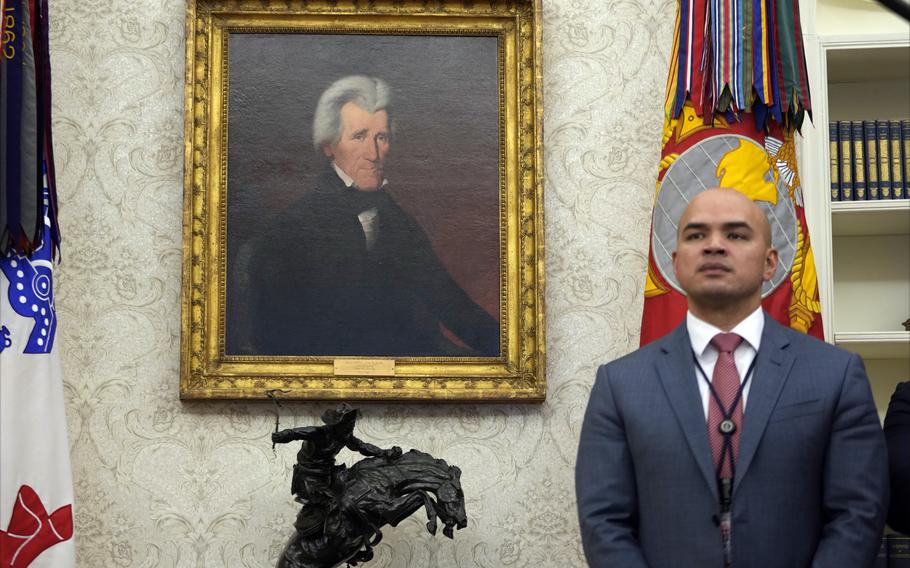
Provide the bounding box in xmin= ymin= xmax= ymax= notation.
xmin=829 ymin=120 xmax=910 ymax=201
xmin=877 ymin=534 xmax=910 ymax=567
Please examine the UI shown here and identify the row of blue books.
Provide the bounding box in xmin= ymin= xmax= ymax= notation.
xmin=829 ymin=120 xmax=909 ymax=201
xmin=877 ymin=533 xmax=910 ymax=567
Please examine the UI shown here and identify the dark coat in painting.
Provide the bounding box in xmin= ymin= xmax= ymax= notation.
xmin=228 ymin=168 xmax=499 ymax=357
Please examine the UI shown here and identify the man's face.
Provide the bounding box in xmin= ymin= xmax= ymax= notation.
xmin=323 ymin=102 xmax=390 ymax=192
xmin=672 ymin=188 xmax=778 ymax=312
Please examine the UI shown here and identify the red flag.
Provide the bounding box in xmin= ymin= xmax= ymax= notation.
xmin=641 ymin=0 xmax=821 ymax=344
xmin=641 ymin=104 xmax=823 ymax=344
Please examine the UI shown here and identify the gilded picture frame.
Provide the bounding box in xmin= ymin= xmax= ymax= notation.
xmin=180 ymin=0 xmax=544 ymax=401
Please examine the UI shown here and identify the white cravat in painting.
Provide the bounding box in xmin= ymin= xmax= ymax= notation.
xmin=333 ymin=162 xmax=385 ymax=252
xmin=357 ymin=208 xmax=379 ymax=251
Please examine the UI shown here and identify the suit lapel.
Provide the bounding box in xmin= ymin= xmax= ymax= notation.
xmin=656 ymin=323 xmax=719 ymax=500
xmin=733 ymin=314 xmax=796 ymax=492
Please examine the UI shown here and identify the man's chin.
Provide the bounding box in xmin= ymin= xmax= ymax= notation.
xmin=689 ymin=287 xmax=764 ymax=311
xmin=353 ymin=176 xmax=383 ymax=192
xmin=354 ymin=185 xmax=381 ymax=192
xmin=687 ymin=287 xmax=735 ymax=305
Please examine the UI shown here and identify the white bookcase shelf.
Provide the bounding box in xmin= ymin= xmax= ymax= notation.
xmin=799 ymin=27 xmax=910 ymax=416
xmin=834 ymin=331 xmax=910 ymax=359
xmin=831 ymin=200 xmax=910 ymax=237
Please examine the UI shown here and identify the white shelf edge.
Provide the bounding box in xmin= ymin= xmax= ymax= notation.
xmin=818 ymin=34 xmax=910 ymax=49
xmin=833 ymin=332 xmax=910 ymax=359
xmin=831 ymin=200 xmax=910 ymax=214
xmin=834 ymin=331 xmax=910 ymax=342
xmin=830 ymin=200 xmax=909 ymax=237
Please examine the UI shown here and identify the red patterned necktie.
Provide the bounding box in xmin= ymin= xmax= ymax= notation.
xmin=708 ymin=332 xmax=744 ymax=478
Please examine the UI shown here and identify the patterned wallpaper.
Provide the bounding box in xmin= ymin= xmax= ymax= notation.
xmin=50 ymin=0 xmax=674 ymax=565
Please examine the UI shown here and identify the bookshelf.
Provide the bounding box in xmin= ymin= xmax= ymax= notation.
xmin=831 ymin=200 xmax=909 ymax=236
xmin=800 ymin=18 xmax=910 ymax=419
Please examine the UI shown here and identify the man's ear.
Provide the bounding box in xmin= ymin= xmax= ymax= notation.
xmin=322 ymin=144 xmax=334 ymax=158
xmin=763 ymin=248 xmax=779 ymax=281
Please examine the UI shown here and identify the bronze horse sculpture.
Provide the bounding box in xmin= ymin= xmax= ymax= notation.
xmin=272 ymin=405 xmax=467 ymax=567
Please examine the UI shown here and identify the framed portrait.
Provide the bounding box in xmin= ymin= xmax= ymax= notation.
xmin=180 ymin=0 xmax=544 ymax=401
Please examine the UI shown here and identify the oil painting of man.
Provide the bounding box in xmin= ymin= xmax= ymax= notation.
xmin=223 ymin=35 xmax=501 ymax=358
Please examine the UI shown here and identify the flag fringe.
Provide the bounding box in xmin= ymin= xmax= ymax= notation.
xmin=0 ymin=0 xmax=60 ymax=258
xmin=667 ymin=0 xmax=811 ymax=131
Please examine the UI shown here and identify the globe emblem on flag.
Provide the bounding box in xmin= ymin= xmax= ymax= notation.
xmin=651 ymin=134 xmax=798 ymax=297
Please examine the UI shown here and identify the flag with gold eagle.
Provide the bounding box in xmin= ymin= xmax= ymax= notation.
xmin=640 ymin=0 xmax=823 ymax=345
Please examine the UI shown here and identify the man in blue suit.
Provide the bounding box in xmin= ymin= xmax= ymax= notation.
xmin=576 ymin=188 xmax=888 ymax=567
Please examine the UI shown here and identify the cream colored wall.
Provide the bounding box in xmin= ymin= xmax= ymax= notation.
xmin=816 ymin=0 xmax=910 ymax=35
xmin=51 ymin=0 xmax=673 ymax=566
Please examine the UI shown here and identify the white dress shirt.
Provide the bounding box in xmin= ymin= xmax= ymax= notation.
xmin=686 ymin=307 xmax=764 ymax=420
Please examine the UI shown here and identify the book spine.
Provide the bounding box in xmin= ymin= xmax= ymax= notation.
xmin=839 ymin=121 xmax=853 ymax=200
xmin=900 ymin=120 xmax=910 ymax=200
xmin=877 ymin=120 xmax=892 ymax=199
xmin=892 ymin=122 xmax=905 ymax=200
xmin=852 ymin=121 xmax=867 ymax=200
xmin=830 ymin=122 xmax=841 ymax=201
xmin=864 ymin=121 xmax=880 ymax=199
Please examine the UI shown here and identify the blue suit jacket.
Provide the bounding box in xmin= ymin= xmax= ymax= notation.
xmin=576 ymin=314 xmax=888 ymax=568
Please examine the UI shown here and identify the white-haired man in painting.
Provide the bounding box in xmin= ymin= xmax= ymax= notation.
xmin=237 ymin=75 xmax=499 ymax=357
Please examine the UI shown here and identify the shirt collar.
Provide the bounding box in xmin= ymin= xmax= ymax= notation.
xmin=331 ymin=162 xmax=388 ymax=190
xmin=686 ymin=306 xmax=764 ymax=356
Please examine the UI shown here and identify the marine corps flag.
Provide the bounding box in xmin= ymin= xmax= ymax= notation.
xmin=640 ymin=0 xmax=823 ymax=344
xmin=1 ymin=1 xmax=75 ymax=566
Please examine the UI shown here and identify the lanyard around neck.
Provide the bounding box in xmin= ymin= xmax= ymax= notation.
xmin=691 ymin=348 xmax=758 ymax=482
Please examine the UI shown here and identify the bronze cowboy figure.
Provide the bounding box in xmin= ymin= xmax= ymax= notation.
xmin=272 ymin=404 xmax=467 ymax=567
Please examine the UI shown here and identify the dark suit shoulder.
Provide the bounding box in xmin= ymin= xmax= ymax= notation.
xmin=605 ymin=340 xmax=666 ymax=368
xmin=597 ymin=332 xmax=676 ymax=387
xmin=885 ymin=381 xmax=910 ymax=428
xmin=891 ymin=380 xmax=910 ymax=400
xmin=771 ymin=318 xmax=855 ymax=364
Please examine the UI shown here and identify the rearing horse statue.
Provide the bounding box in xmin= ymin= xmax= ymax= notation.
xmin=272 ymin=404 xmax=467 ymax=568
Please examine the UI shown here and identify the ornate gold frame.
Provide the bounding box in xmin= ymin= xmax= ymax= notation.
xmin=180 ymin=0 xmax=544 ymax=401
